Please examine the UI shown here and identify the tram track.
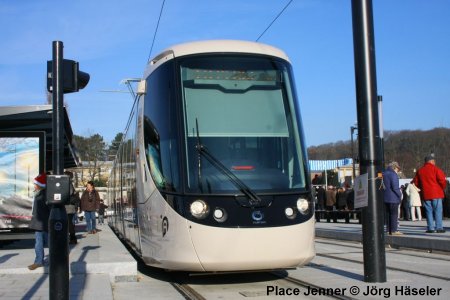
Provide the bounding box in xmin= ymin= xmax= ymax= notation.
xmin=316 ymin=253 xmax=450 ymax=281
xmin=129 ymin=235 xmax=448 ymax=299
xmin=170 ymin=281 xmax=207 ymax=300
xmin=316 ymin=238 xmax=450 ymax=261
xmin=169 ymin=270 xmax=362 ymax=300
xmin=270 ymin=271 xmax=359 ymax=300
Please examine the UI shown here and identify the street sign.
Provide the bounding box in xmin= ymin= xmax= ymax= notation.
xmin=354 ymin=173 xmax=368 ymax=209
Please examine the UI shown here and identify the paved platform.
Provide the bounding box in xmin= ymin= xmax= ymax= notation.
xmin=316 ymin=218 xmax=450 ymax=252
xmin=0 ymin=222 xmax=136 ymax=299
xmin=0 ymin=218 xmax=448 ymax=299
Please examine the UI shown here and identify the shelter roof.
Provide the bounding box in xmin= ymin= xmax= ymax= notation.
xmin=0 ymin=105 xmax=79 ymax=170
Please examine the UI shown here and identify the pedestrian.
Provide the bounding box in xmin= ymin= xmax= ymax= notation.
xmin=383 ymin=161 xmax=403 ymax=235
xmin=325 ymin=186 xmax=336 ymax=211
xmin=28 ymin=173 xmax=50 ymax=270
xmin=406 ymin=181 xmax=422 ymax=221
xmin=80 ymin=181 xmax=100 ymax=234
xmin=312 ymin=174 xmax=321 ymax=185
xmin=336 ymin=187 xmax=348 ymax=210
xmin=444 ymin=179 xmax=450 ymax=218
xmin=317 ymin=185 xmax=326 ymax=210
xmin=73 ymin=210 xmax=79 ymax=224
xmin=413 ymin=154 xmax=447 ymax=233
xmin=97 ymin=200 xmax=108 ymax=225
xmin=400 ymin=185 xmax=411 ymax=221
xmin=323 ymin=186 xmax=337 ymax=222
xmin=347 ymin=187 xmax=355 ymax=210
xmin=64 ymin=171 xmax=79 ymax=244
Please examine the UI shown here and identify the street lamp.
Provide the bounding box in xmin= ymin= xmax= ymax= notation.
xmin=350 ymin=124 xmax=358 ymax=181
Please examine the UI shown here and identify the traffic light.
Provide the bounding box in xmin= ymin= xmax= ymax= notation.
xmin=47 ymin=59 xmax=90 ymax=93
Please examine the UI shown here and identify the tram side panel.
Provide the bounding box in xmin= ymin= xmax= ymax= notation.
xmin=110 ymin=102 xmax=141 ymax=252
xmin=135 ymin=98 xmax=203 ymax=270
xmin=123 ymin=106 xmax=140 ymax=251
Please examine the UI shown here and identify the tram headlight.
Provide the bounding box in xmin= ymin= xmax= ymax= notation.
xmin=190 ymin=200 xmax=209 ymax=219
xmin=296 ymin=198 xmax=309 ymax=215
xmin=213 ymin=207 xmax=227 ymax=222
xmin=285 ymin=207 xmax=296 ymax=219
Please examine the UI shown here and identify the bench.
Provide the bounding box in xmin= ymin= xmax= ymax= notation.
xmin=315 ymin=209 xmax=361 ymax=224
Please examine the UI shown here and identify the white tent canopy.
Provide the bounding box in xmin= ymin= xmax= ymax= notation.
xmin=309 ymin=158 xmax=353 ymax=171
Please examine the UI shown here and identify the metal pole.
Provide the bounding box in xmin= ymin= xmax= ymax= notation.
xmin=351 ymin=127 xmax=356 ymax=180
xmin=351 ymin=0 xmax=386 ymax=282
xmin=49 ymin=40 xmax=69 ymax=300
xmin=378 ymin=95 xmax=384 ymax=168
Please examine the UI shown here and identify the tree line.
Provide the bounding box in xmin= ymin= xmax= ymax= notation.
xmin=307 ymin=127 xmax=450 ymax=178
xmin=73 ymin=127 xmax=449 ymax=185
xmin=72 ymin=132 xmax=123 ymax=186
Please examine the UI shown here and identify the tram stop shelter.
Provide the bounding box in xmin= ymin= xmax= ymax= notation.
xmin=0 ymin=105 xmax=79 ymax=235
xmin=0 ymin=105 xmax=79 ymax=171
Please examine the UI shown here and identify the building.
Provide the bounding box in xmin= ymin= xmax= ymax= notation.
xmin=67 ymin=160 xmax=113 ymax=189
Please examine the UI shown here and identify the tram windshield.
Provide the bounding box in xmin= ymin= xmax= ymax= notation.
xmin=180 ymin=55 xmax=307 ymax=194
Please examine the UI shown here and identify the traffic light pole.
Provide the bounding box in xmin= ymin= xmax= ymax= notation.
xmin=49 ymin=40 xmax=69 ymax=300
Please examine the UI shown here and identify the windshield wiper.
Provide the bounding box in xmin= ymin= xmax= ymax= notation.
xmin=195 ymin=119 xmax=203 ymax=192
xmin=195 ymin=119 xmax=262 ymax=206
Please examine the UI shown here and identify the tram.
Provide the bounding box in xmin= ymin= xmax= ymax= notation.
xmin=108 ymin=40 xmax=315 ymax=271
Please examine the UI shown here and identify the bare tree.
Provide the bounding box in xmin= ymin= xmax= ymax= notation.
xmin=73 ymin=133 xmax=107 ymax=185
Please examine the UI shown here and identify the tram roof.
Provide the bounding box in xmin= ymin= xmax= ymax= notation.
xmin=145 ymin=40 xmax=290 ymax=78
xmin=0 ymin=105 xmax=80 ymax=170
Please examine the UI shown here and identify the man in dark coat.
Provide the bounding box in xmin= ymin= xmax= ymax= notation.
xmin=317 ymin=185 xmax=326 ymax=210
xmin=80 ymin=181 xmax=100 ymax=234
xmin=64 ymin=171 xmax=79 ymax=244
xmin=383 ymin=161 xmax=402 ymax=235
xmin=28 ymin=173 xmax=50 ymax=270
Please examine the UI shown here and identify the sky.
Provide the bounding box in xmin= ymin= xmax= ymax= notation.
xmin=0 ymin=0 xmax=449 ymax=147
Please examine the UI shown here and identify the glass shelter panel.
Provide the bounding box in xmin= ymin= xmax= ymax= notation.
xmin=0 ymin=134 xmax=42 ymax=228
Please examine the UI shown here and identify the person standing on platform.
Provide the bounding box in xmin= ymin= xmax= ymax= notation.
xmin=323 ymin=186 xmax=337 ymax=222
xmin=97 ymin=200 xmax=108 ymax=225
xmin=28 ymin=173 xmax=50 ymax=270
xmin=383 ymin=161 xmax=403 ymax=235
xmin=336 ymin=187 xmax=348 ymax=210
xmin=400 ymin=184 xmax=411 ymax=221
xmin=444 ymin=179 xmax=450 ymax=219
xmin=406 ymin=181 xmax=422 ymax=221
xmin=413 ymin=154 xmax=447 ymax=233
xmin=325 ymin=186 xmax=336 ymax=211
xmin=64 ymin=171 xmax=79 ymax=244
xmin=80 ymin=181 xmax=100 ymax=234
xmin=317 ymin=185 xmax=326 ymax=210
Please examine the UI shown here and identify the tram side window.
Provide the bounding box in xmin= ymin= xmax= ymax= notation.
xmin=144 ymin=117 xmax=165 ymax=188
xmin=143 ymin=60 xmax=180 ymax=191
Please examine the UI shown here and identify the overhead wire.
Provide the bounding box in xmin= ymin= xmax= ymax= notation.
xmin=256 ymin=0 xmax=294 ymax=42
xmin=147 ymin=0 xmax=166 ymax=62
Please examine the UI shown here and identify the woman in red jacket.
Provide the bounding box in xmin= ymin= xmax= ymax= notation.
xmin=413 ymin=154 xmax=447 ymax=233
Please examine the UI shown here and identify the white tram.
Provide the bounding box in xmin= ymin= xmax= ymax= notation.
xmin=108 ymin=40 xmax=315 ymax=271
